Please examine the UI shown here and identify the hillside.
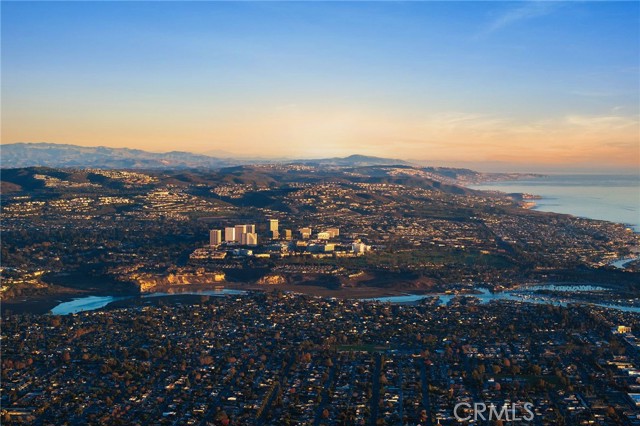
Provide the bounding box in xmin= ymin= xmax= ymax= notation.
xmin=0 ymin=164 xmax=478 ymax=198
xmin=1 ymin=143 xmax=541 ymax=185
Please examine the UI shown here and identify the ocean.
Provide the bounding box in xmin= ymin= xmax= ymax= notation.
xmin=469 ymin=174 xmax=640 ymax=232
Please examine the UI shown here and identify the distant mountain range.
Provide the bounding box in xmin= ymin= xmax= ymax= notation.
xmin=1 ymin=143 xmax=543 ymax=188
xmin=290 ymin=154 xmax=410 ymax=167
xmin=1 ymin=143 xmax=409 ymax=169
xmin=1 ymin=143 xmax=234 ymax=169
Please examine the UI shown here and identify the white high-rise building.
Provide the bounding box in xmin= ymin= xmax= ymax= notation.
xmin=225 ymin=227 xmax=236 ymax=242
xmin=243 ymin=232 xmax=258 ymax=246
xmin=235 ymin=224 xmax=248 ymax=238
xmin=268 ymin=219 xmax=278 ymax=232
xmin=209 ymin=230 xmax=222 ymax=246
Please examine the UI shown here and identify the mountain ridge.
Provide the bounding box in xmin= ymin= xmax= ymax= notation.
xmin=1 ymin=142 xmax=232 ymax=169
xmin=1 ymin=142 xmax=412 ymax=169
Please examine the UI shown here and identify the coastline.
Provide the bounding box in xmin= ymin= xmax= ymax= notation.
xmin=469 ymin=174 xmax=640 ymax=233
xmin=2 ymin=282 xmax=425 ymax=316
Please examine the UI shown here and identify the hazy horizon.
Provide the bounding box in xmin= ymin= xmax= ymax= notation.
xmin=4 ymin=141 xmax=640 ymax=175
xmin=2 ymin=2 xmax=639 ymax=173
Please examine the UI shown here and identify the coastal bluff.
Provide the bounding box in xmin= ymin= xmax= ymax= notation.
xmin=132 ymin=268 xmax=226 ymax=292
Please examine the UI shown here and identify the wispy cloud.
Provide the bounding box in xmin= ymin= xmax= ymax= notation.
xmin=564 ymin=114 xmax=639 ymax=131
xmin=480 ymin=1 xmax=559 ymax=36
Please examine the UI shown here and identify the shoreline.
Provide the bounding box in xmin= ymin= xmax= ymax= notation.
xmin=468 ymin=176 xmax=640 ymax=233
xmin=1 ymin=282 xmax=425 ymax=316
xmin=7 ymin=278 xmax=640 ymax=316
xmin=1 ymin=285 xmax=103 ymax=316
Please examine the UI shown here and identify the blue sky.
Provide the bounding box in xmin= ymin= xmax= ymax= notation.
xmin=2 ymin=1 xmax=639 ymax=171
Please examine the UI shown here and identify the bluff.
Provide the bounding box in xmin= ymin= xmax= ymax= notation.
xmin=131 ymin=269 xmax=226 ymax=292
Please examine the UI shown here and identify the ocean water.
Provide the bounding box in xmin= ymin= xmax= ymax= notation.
xmin=469 ymin=174 xmax=640 ymax=232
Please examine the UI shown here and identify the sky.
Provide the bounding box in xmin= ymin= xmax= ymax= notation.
xmin=2 ymin=1 xmax=639 ymax=172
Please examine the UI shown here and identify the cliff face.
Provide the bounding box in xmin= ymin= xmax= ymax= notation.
xmin=134 ymin=271 xmax=225 ymax=292
xmin=257 ymin=274 xmax=287 ymax=285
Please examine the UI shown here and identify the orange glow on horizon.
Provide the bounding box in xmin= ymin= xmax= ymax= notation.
xmin=2 ymin=106 xmax=638 ymax=170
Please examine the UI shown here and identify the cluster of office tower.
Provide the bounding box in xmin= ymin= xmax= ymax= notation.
xmin=209 ymin=223 xmax=259 ymax=246
xmin=209 ymin=219 xmax=344 ymax=248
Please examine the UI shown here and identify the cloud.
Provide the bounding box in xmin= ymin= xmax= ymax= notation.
xmin=393 ymin=110 xmax=639 ymax=167
xmin=564 ymin=114 xmax=638 ymax=131
xmin=481 ymin=1 xmax=559 ymax=36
